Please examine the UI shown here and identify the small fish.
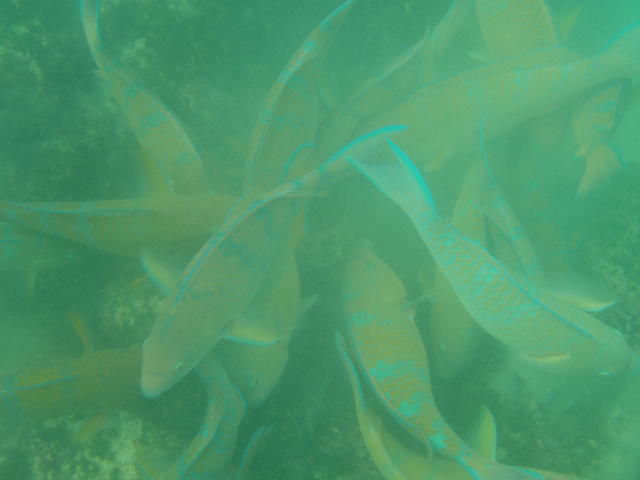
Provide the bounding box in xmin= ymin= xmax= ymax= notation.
xmin=348 ymin=139 xmax=633 ymax=376
xmin=0 ymin=193 xmax=235 ymax=257
xmin=362 ymin=23 xmax=640 ymax=171
xmin=80 ymin=0 xmax=206 ymax=195
xmin=572 ymin=82 xmax=625 ymax=196
xmin=141 ymin=124 xmax=407 ymax=398
xmin=342 ymin=243 xmax=541 ymax=480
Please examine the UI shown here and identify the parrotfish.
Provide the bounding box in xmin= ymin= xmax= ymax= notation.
xmin=158 ymin=353 xmax=245 ymax=480
xmin=0 ymin=193 xmax=235 ymax=257
xmin=315 ymin=0 xmax=472 ymax=163
xmin=243 ymin=0 xmax=356 ymax=196
xmin=80 ymin=0 xmax=207 ymax=195
xmin=572 ymin=82 xmax=625 ymax=196
xmin=426 ymin=160 xmax=485 ymax=379
xmin=141 ymin=124 xmax=408 ymax=399
xmin=0 ymin=346 xmax=141 ymax=421
xmin=342 ymin=242 xmax=542 ymax=480
xmin=217 ymin=218 xmax=304 ymax=407
xmin=0 ymin=223 xmax=87 ymax=293
xmin=475 ymin=0 xmax=624 ymax=196
xmin=336 ymin=333 xmax=580 ymax=480
xmin=348 ymin=139 xmax=633 ymax=376
xmin=362 ymin=23 xmax=640 ymax=171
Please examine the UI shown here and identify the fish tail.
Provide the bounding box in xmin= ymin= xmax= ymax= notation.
xmin=79 ymin=0 xmax=105 ymax=66
xmin=348 ymin=138 xmax=442 ymax=224
xmin=602 ymin=22 xmax=640 ymax=77
xmin=576 ymin=142 xmax=622 ymax=196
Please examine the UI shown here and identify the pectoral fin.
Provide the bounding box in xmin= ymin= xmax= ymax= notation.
xmin=577 ymin=143 xmax=622 ymax=197
xmin=223 ymin=314 xmax=281 ymax=346
xmin=545 ymin=275 xmax=617 ymax=312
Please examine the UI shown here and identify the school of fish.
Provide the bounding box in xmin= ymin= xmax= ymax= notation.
xmin=1 ymin=0 xmax=640 ymax=478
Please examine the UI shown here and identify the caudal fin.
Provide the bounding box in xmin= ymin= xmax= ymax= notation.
xmin=347 ymin=138 xmax=442 ymax=224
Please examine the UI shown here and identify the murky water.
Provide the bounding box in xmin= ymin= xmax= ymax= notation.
xmin=1 ymin=1 xmax=640 ymax=479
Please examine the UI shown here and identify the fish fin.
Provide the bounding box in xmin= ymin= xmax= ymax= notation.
xmin=576 ymin=143 xmax=622 ymax=196
xmin=223 ymin=315 xmax=281 ymax=346
xmin=67 ymin=310 xmax=95 ymax=354
xmin=335 ymin=333 xmax=367 ymax=408
xmin=602 ymin=22 xmax=640 ymax=75
xmin=476 ymin=137 xmax=545 ymax=284
xmin=79 ymin=0 xmax=103 ymax=64
xmin=545 ymin=275 xmax=617 ymax=312
xmin=140 ymin=249 xmax=180 ymax=295
xmin=234 ymin=425 xmax=273 ymax=480
xmin=463 ymin=405 xmax=497 ymax=460
xmin=520 ymin=352 xmax=576 ymax=373
xmin=348 ymin=138 xmax=440 ymax=222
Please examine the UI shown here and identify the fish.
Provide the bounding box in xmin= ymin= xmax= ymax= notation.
xmin=159 ymin=353 xmax=243 ymax=480
xmin=80 ymin=0 xmax=207 ymax=195
xmin=361 ymin=23 xmax=640 ymax=171
xmin=243 ymin=0 xmax=356 ymax=196
xmin=217 ymin=216 xmax=304 ymax=407
xmin=314 ymin=0 xmax=472 ymax=164
xmin=0 ymin=223 xmax=87 ymax=293
xmin=141 ymin=124 xmax=408 ymax=399
xmin=336 ymin=333 xmax=581 ymax=480
xmin=348 ymin=139 xmax=633 ymax=376
xmin=426 ymin=160 xmax=485 ymax=379
xmin=572 ymin=82 xmax=625 ymax=196
xmin=177 ymin=360 xmax=245 ymax=480
xmin=341 ymin=242 xmax=542 ymax=480
xmin=0 ymin=346 xmax=141 ymax=421
xmin=0 ymin=193 xmax=235 ymax=257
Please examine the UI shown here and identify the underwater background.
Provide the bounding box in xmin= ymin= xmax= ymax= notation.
xmin=1 ymin=0 xmax=640 ymax=478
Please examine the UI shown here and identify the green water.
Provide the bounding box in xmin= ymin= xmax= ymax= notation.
xmin=1 ymin=0 xmax=640 ymax=478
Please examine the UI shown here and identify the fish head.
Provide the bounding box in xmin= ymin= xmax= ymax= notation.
xmin=140 ymin=317 xmax=209 ymax=398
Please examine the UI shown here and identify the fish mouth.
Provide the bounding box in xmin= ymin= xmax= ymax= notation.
xmin=140 ymin=370 xmax=167 ymax=399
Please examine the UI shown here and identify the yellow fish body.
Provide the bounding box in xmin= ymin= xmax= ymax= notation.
xmin=0 ymin=193 xmax=235 ymax=257
xmin=80 ymin=0 xmax=206 ymax=195
xmin=342 ymin=243 xmax=542 ymax=480
xmin=0 ymin=347 xmax=141 ymax=421
xmin=364 ymin=25 xmax=640 ymax=171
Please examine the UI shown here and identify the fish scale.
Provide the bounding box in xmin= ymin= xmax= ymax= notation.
xmin=427 ymin=227 xmax=595 ymax=357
